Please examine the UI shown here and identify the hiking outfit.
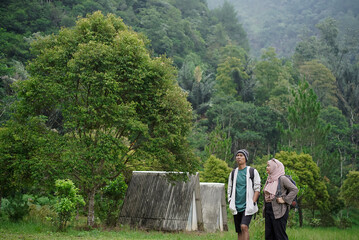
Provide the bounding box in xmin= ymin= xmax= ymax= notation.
xmin=227 ymin=165 xmax=261 ymax=233
xmin=263 ymin=159 xmax=298 ymax=240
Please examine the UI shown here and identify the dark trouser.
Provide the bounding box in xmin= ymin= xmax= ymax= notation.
xmin=265 ymin=202 xmax=289 ymax=240
xmin=233 ymin=210 xmax=253 ymax=233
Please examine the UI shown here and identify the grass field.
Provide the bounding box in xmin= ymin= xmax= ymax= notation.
xmin=1 ymin=218 xmax=358 ymax=240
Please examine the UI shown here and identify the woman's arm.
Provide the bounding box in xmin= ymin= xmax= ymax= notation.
xmin=281 ymin=176 xmax=299 ymax=205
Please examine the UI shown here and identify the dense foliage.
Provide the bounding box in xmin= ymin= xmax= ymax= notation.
xmin=208 ymin=0 xmax=359 ymax=59
xmin=0 ymin=0 xmax=358 ymax=229
xmin=54 ymin=179 xmax=85 ymax=231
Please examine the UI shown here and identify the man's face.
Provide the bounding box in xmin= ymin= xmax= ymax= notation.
xmin=235 ymin=153 xmax=246 ymax=165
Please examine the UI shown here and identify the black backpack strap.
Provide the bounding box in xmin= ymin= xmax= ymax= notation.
xmin=276 ymin=176 xmax=282 ymax=197
xmin=230 ymin=168 xmax=236 ymax=198
xmin=249 ymin=167 xmax=254 ymax=189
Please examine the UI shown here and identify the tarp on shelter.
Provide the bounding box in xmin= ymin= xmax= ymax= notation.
xmin=200 ymin=182 xmax=228 ymax=232
xmin=118 ymin=171 xmax=204 ymax=231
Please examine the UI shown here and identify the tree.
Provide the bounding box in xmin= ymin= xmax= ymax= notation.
xmin=177 ymin=55 xmax=214 ymax=114
xmin=341 ymin=171 xmax=359 ymax=209
xmin=299 ymin=60 xmax=338 ymax=107
xmin=207 ymin=96 xmax=280 ymax=159
xmin=253 ymin=48 xmax=293 ymax=107
xmin=200 ymin=155 xmax=231 ymax=184
xmin=95 ymin=174 xmax=128 ymax=227
xmin=281 ymin=81 xmax=329 ymax=166
xmin=0 ymin=116 xmax=64 ymax=210
xmin=204 ymin=124 xmax=232 ymax=165
xmin=319 ymin=106 xmax=351 ymax=186
xmin=293 ymin=36 xmax=320 ymax=65
xmin=188 ymin=65 xmax=215 ymax=114
xmin=211 ymin=1 xmax=249 ymax=51
xmin=14 ymin=11 xmax=198 ymax=227
xmin=275 ymin=151 xmax=330 ymax=227
xmin=205 ymin=23 xmax=231 ymax=68
xmin=214 ymin=44 xmax=254 ymax=102
xmin=215 ymin=56 xmax=248 ymax=99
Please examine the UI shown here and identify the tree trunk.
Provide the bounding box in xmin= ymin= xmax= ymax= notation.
xmin=298 ymin=201 xmax=303 ymax=227
xmin=87 ymin=189 xmax=97 ymax=227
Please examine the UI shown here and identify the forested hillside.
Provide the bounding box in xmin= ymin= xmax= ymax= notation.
xmin=0 ymin=0 xmax=358 ymax=229
xmin=207 ymin=0 xmax=359 ymax=58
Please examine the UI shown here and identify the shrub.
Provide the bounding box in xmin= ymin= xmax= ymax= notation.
xmin=319 ymin=212 xmax=335 ymax=227
xmin=310 ymin=218 xmax=321 ymax=227
xmin=200 ymin=155 xmax=231 ymax=184
xmin=95 ymin=174 xmax=127 ymax=227
xmin=337 ymin=216 xmax=352 ymax=229
xmin=27 ymin=203 xmax=56 ymax=224
xmin=53 ymin=179 xmax=85 ymax=231
xmin=2 ymin=194 xmax=29 ymax=222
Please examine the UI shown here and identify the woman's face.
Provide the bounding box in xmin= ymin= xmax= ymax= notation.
xmin=266 ymin=162 xmax=271 ymax=174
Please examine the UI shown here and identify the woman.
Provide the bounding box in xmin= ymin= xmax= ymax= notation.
xmin=263 ymin=158 xmax=298 ymax=240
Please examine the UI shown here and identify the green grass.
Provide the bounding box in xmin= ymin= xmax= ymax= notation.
xmin=1 ymin=218 xmax=358 ymax=240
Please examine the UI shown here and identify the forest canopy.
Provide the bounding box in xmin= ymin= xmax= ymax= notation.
xmin=0 ymin=0 xmax=358 ymax=229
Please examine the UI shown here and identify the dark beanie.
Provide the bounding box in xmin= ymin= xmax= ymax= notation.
xmin=235 ymin=149 xmax=249 ymax=162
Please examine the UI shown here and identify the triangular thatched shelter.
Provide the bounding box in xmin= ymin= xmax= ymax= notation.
xmin=200 ymin=182 xmax=228 ymax=232
xmin=118 ymin=171 xmax=204 ymax=231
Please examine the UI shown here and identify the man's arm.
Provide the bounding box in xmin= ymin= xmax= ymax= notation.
xmin=227 ymin=171 xmax=233 ymax=202
xmin=253 ymin=191 xmax=260 ymax=203
xmin=253 ymin=169 xmax=261 ymax=202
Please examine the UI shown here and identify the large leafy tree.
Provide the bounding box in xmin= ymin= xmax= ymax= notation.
xmin=281 ymin=81 xmax=329 ymax=166
xmin=275 ymin=151 xmax=330 ymax=227
xmin=13 ymin=11 xmax=198 ymax=226
xmin=253 ymin=48 xmax=294 ymax=108
xmin=299 ymin=60 xmax=338 ymax=107
xmin=319 ymin=106 xmax=351 ymax=186
xmin=177 ymin=54 xmax=214 ymax=115
xmin=0 ymin=116 xmax=63 ymax=210
xmin=210 ymin=1 xmax=249 ymax=51
xmin=341 ymin=171 xmax=359 ymax=209
xmin=207 ymin=96 xmax=280 ymax=159
xmin=215 ymin=56 xmax=248 ymax=99
xmin=204 ymin=124 xmax=232 ymax=165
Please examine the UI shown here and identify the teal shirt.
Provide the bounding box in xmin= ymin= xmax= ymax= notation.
xmin=235 ymin=167 xmax=247 ymax=212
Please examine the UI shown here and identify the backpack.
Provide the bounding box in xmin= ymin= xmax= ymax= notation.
xmin=230 ymin=167 xmax=257 ymax=201
xmin=276 ymin=175 xmax=298 ymax=209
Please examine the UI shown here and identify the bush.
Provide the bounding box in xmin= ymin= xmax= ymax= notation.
xmin=22 ymin=195 xmax=56 ymax=224
xmin=26 ymin=203 xmax=56 ymax=224
xmin=287 ymin=209 xmax=299 ymax=227
xmin=310 ymin=218 xmax=321 ymax=227
xmin=319 ymin=212 xmax=335 ymax=227
xmin=337 ymin=216 xmax=352 ymax=229
xmin=54 ymin=179 xmax=85 ymax=231
xmin=2 ymin=194 xmax=29 ymax=222
xmin=95 ymin=174 xmax=127 ymax=227
xmin=200 ymin=155 xmax=231 ymax=184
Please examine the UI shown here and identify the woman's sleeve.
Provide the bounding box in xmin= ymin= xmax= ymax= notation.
xmin=282 ymin=177 xmax=299 ymax=205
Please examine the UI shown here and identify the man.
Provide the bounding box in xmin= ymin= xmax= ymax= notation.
xmin=228 ymin=149 xmax=261 ymax=240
